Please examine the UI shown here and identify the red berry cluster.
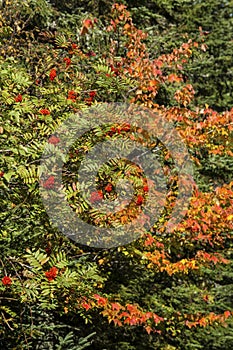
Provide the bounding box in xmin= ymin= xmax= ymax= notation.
xmin=42 ymin=175 xmax=55 ymax=189
xmin=39 ymin=109 xmax=50 ymax=115
xmin=85 ymin=91 xmax=96 ymax=105
xmin=90 ymin=190 xmax=103 ymax=203
xmin=105 ymin=183 xmax=113 ymax=193
xmin=45 ymin=266 xmax=58 ymax=281
xmin=109 ymin=63 xmax=120 ymax=76
xmin=48 ymin=135 xmax=60 ymax=145
xmin=15 ymin=94 xmax=22 ymax=102
xmin=64 ymin=57 xmax=71 ymax=67
xmin=2 ymin=276 xmax=12 ymax=286
xmin=106 ymin=123 xmax=131 ymax=136
xmin=136 ymin=194 xmax=144 ymax=205
xmin=67 ymin=90 xmax=77 ymax=102
xmin=49 ymin=68 xmax=57 ymax=81
xmin=135 ymin=182 xmax=149 ymax=206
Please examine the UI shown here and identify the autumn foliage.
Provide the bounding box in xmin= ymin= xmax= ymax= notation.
xmin=0 ymin=2 xmax=232 ymax=349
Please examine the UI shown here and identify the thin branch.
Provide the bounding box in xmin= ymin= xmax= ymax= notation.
xmin=1 ymin=311 xmax=14 ymax=331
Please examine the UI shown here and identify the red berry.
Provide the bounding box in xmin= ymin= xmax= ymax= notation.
xmin=45 ymin=267 xmax=58 ymax=281
xmin=39 ymin=109 xmax=50 ymax=115
xmin=136 ymin=195 xmax=144 ymax=205
xmin=15 ymin=94 xmax=22 ymax=102
xmin=89 ymin=91 xmax=96 ymax=98
xmin=2 ymin=276 xmax=12 ymax=286
xmin=90 ymin=190 xmax=103 ymax=203
xmin=105 ymin=183 xmax=113 ymax=193
xmin=64 ymin=57 xmax=71 ymax=67
xmin=48 ymin=135 xmax=60 ymax=145
xmin=122 ymin=123 xmax=131 ymax=132
xmin=49 ymin=68 xmax=57 ymax=81
xmin=42 ymin=176 xmax=55 ymax=189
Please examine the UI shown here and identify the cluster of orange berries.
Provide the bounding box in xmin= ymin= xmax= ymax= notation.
xmin=2 ymin=276 xmax=12 ymax=286
xmin=45 ymin=266 xmax=58 ymax=281
xmin=85 ymin=90 xmax=97 ymax=105
xmin=42 ymin=175 xmax=55 ymax=189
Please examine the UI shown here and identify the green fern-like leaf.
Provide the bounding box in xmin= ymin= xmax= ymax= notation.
xmin=17 ymin=164 xmax=38 ymax=184
xmin=55 ymin=34 xmax=69 ymax=48
xmin=24 ymin=249 xmax=50 ymax=271
xmin=49 ymin=251 xmax=68 ymax=269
